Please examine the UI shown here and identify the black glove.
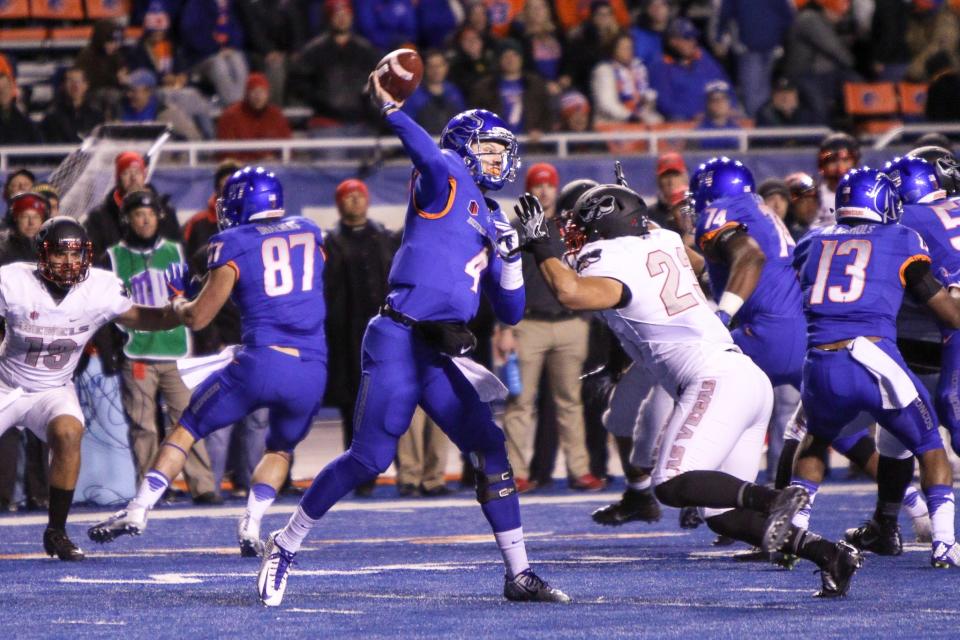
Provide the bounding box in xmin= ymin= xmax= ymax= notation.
xmin=514 ymin=193 xmax=552 ymax=264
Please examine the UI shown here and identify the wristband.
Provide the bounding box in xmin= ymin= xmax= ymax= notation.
xmin=715 ymin=310 xmax=732 ymax=327
xmin=380 ymin=102 xmax=399 ymax=117
xmin=171 ymin=296 xmax=188 ymax=315
xmin=717 ymin=291 xmax=744 ymax=318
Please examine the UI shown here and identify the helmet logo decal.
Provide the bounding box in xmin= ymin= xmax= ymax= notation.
xmin=580 ymin=195 xmax=616 ymax=223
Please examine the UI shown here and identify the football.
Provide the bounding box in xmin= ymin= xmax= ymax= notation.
xmin=374 ymin=48 xmax=423 ymax=102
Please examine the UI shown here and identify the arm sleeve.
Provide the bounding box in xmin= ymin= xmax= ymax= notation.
xmin=481 ymin=256 xmax=525 ymax=326
xmin=383 ymin=109 xmax=450 ymax=211
xmin=903 ymin=259 xmax=942 ymax=303
xmin=709 ymin=226 xmax=750 ymax=265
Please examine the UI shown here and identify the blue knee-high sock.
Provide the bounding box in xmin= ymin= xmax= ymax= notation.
xmin=300 ymin=451 xmax=378 ymax=520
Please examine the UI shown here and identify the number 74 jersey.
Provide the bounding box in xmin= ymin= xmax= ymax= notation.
xmin=575 ymin=229 xmax=735 ymax=390
xmin=0 ymin=262 xmax=133 ymax=392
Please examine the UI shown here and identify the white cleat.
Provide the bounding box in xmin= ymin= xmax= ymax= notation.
xmin=238 ymin=515 xmax=264 ymax=558
xmin=931 ymin=540 xmax=960 ymax=568
xmin=87 ymin=506 xmax=148 ymax=543
xmin=257 ymin=531 xmax=295 ymax=607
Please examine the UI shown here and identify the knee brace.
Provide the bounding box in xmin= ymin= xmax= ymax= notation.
xmin=470 ymin=452 xmax=516 ymax=504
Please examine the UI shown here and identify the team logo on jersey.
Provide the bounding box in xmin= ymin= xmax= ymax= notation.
xmin=468 ymin=200 xmax=479 ymax=216
xmin=579 ymin=195 xmax=617 ymax=223
xmin=575 ymin=248 xmax=602 ymax=272
xmin=29 ymin=311 xmax=38 ymax=320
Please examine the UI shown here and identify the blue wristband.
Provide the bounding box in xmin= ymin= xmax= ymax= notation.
xmin=716 ymin=310 xmax=732 ymax=327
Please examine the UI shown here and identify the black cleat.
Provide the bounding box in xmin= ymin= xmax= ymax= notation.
xmin=504 ymin=569 xmax=571 ymax=603
xmin=815 ymin=541 xmax=863 ymax=598
xmin=844 ymin=518 xmax=903 ymax=556
xmin=762 ymin=486 xmax=809 ymax=553
xmin=591 ymin=488 xmax=661 ymax=526
xmin=679 ymin=506 xmax=703 ymax=529
xmin=43 ymin=527 xmax=85 ymax=561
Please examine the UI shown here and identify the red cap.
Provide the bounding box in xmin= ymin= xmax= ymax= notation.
xmin=325 ymin=0 xmax=352 ymax=16
xmin=335 ymin=178 xmax=368 ymax=204
xmin=656 ymin=152 xmax=686 ymax=177
xmin=246 ymin=72 xmax=269 ymax=94
xmin=115 ymin=151 xmax=145 ymax=182
xmin=525 ymin=163 xmax=559 ymax=190
xmin=8 ymin=192 xmax=49 ymax=220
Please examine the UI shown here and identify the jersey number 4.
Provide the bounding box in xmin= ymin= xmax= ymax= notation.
xmin=261 ymin=233 xmax=316 ymax=297
xmin=809 ymin=239 xmax=872 ymax=304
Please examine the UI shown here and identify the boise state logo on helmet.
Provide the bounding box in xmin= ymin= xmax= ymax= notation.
xmin=884 ymin=156 xmax=944 ymax=205
xmin=835 ymin=167 xmax=902 ymax=224
xmin=689 ymin=156 xmax=755 ymax=214
xmin=440 ymin=109 xmax=519 ymax=191
xmin=217 ymin=166 xmax=284 ymax=230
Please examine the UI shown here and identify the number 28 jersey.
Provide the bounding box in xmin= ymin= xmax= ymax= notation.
xmin=0 ymin=263 xmax=132 ymax=392
xmin=576 ymin=230 xmax=734 ymax=389
xmin=207 ymin=216 xmax=326 ymax=359
xmin=794 ymin=222 xmax=930 ymax=346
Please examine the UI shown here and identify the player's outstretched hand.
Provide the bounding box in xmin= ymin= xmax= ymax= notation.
xmin=491 ymin=211 xmax=521 ymax=262
xmin=164 ymin=263 xmax=199 ymax=301
xmin=366 ymin=71 xmax=404 ymax=111
xmin=514 ymin=193 xmax=549 ymax=251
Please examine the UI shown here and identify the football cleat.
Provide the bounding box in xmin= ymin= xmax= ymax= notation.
xmin=591 ymin=488 xmax=661 ymax=526
xmin=503 ymin=569 xmax=571 ymax=604
xmin=679 ymin=506 xmax=703 ymax=529
xmin=931 ymin=540 xmax=960 ymax=568
xmin=912 ymin=515 xmax=933 ymax=543
xmin=258 ymin=531 xmax=295 ymax=607
xmin=238 ymin=514 xmax=264 ymax=558
xmin=762 ymin=486 xmax=810 ymax=553
xmin=87 ymin=506 xmax=147 ymax=543
xmin=43 ymin=527 xmax=85 ymax=561
xmin=814 ymin=541 xmax=863 ymax=598
xmin=843 ymin=518 xmax=903 ymax=556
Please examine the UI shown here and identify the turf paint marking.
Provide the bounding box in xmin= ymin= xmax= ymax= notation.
xmin=285 ymin=608 xmax=362 ymax=615
xmin=53 ymin=619 xmax=127 ymax=626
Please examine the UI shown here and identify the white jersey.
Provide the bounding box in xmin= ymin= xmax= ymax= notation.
xmin=575 ymin=230 xmax=735 ymax=390
xmin=0 ymin=263 xmax=133 ymax=392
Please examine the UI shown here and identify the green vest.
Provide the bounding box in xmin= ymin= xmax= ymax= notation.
xmin=108 ymin=239 xmax=191 ymax=360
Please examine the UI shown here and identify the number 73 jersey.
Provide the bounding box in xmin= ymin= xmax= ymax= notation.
xmin=0 ymin=262 xmax=133 ymax=392
xmin=207 ymin=216 xmax=326 ymax=358
xmin=794 ymin=222 xmax=931 ymax=346
xmin=576 ymin=230 xmax=735 ymax=390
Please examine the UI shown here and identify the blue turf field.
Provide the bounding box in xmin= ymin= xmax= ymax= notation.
xmin=2 ymin=481 xmax=959 ymax=639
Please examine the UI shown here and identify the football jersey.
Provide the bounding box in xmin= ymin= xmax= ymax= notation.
xmin=207 ymin=216 xmax=326 ymax=358
xmin=576 ymin=230 xmax=735 ymax=389
xmin=795 ymin=222 xmax=931 ymax=346
xmin=695 ymin=193 xmax=803 ymax=320
xmin=0 ymin=263 xmax=132 ymax=392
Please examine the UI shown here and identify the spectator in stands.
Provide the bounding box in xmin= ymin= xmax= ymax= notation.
xmin=288 ymin=0 xmax=380 ymax=137
xmin=649 ymin=151 xmax=689 ymax=231
xmin=0 ymin=71 xmax=40 ymax=146
xmin=509 ymin=0 xmax=567 ymax=95
xmin=557 ymin=90 xmax=592 ymax=132
xmin=482 ymin=0 xmax=523 ymax=39
xmin=695 ymin=80 xmax=740 ymax=150
xmin=216 ymin=72 xmax=292 ymax=157
xmin=41 ymin=67 xmax=105 ymax=144
xmin=447 ymin=27 xmax=497 ymax=98
xmin=354 ymin=0 xmax=418 ymax=53
xmin=925 ymin=51 xmax=960 ymax=122
xmin=905 ymin=0 xmax=960 ymax=82
xmin=84 ymin=151 xmax=181 ymax=260
xmin=591 ymin=31 xmax=662 ymax=125
xmin=75 ymin=19 xmax=128 ymax=113
xmin=33 ymin=183 xmax=60 ymax=216
xmin=755 ymin=77 xmax=816 ymax=127
xmin=758 ymin=178 xmax=791 ymax=220
xmin=182 ymin=160 xmax=242 ymax=261
xmin=555 ymin=0 xmax=631 ymax=34
xmin=416 ymin=0 xmax=461 ymax=50
xmin=119 ymin=69 xmax=202 ymax=141
xmin=128 ymin=2 xmax=216 ymax=139
xmin=782 ymin=0 xmax=858 ymax=124
xmin=323 ymin=178 xmax=399 ymax=497
xmin=784 ymin=171 xmax=820 ymax=239
xmin=177 ymin=0 xmax=249 ymax=106
xmin=397 ymin=407 xmax=452 ymax=497
xmin=715 ymin=0 xmax=793 ymax=117
xmin=401 ymin=50 xmax=466 ymax=134
xmin=648 ymin=17 xmax=728 ymax=121
xmin=500 ymin=163 xmax=602 ymax=493
xmin=239 ymin=0 xmax=306 ymax=105
xmin=2 ymin=169 xmax=34 ymax=202
xmin=470 ymin=38 xmax=553 ymax=138
xmin=631 ymin=0 xmax=672 ymax=68
xmin=561 ymin=1 xmax=623 ymax=95
xmin=463 ymin=1 xmax=496 ymax=46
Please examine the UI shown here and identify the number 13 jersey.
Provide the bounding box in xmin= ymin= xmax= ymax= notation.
xmin=576 ymin=229 xmax=734 ymax=390
xmin=0 ymin=262 xmax=133 ymax=392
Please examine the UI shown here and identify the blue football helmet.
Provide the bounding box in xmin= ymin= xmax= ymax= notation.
xmin=883 ymin=156 xmax=944 ymax=205
xmin=440 ymin=109 xmax=519 ymax=191
xmin=217 ymin=166 xmax=284 ymax=230
xmin=834 ymin=167 xmax=902 ymax=224
xmin=689 ymin=156 xmax=756 ymax=214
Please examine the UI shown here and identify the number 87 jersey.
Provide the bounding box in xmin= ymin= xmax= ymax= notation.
xmin=794 ymin=221 xmax=931 ymax=347
xmin=207 ymin=216 xmax=327 ymax=358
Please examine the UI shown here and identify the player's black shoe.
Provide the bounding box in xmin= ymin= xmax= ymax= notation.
xmin=679 ymin=506 xmax=703 ymax=529
xmin=503 ymin=569 xmax=571 ymax=603
xmin=591 ymin=488 xmax=661 ymax=526
xmin=815 ymin=541 xmax=863 ymax=598
xmin=844 ymin=518 xmax=903 ymax=556
xmin=43 ymin=527 xmax=85 ymax=561
xmin=761 ymin=486 xmax=809 ymax=553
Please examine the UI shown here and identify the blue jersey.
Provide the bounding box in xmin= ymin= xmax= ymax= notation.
xmin=901 ymin=197 xmax=960 ymax=287
xmin=694 ymin=193 xmax=802 ymax=320
xmin=384 ymin=110 xmax=524 ymax=324
xmin=207 ymin=215 xmax=326 ymax=358
xmin=794 ymin=222 xmax=931 ymax=346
